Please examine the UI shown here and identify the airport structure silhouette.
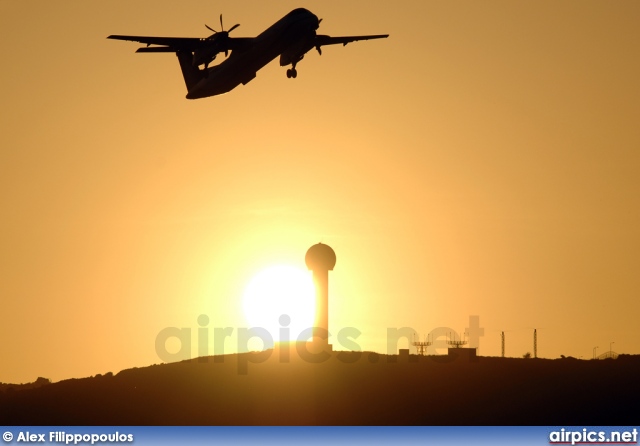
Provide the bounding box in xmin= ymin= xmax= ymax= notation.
xmin=1 ymin=244 xmax=639 ymax=425
xmin=305 ymin=242 xmax=336 ymax=351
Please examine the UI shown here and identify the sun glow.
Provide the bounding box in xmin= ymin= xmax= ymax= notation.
xmin=242 ymin=265 xmax=316 ymax=345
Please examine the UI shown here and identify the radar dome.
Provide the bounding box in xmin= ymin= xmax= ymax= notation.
xmin=305 ymin=243 xmax=336 ymax=271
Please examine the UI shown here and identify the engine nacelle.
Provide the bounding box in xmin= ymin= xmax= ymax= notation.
xmin=193 ymin=34 xmax=230 ymax=67
xmin=193 ymin=47 xmax=220 ymax=67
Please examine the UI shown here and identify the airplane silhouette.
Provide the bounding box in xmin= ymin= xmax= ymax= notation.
xmin=108 ymin=8 xmax=389 ymax=99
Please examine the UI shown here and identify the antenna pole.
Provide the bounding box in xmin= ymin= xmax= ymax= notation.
xmin=412 ymin=333 xmax=432 ymax=356
xmin=534 ymin=329 xmax=537 ymax=359
xmin=501 ymin=331 xmax=505 ymax=358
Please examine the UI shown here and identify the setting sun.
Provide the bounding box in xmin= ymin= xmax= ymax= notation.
xmin=242 ymin=265 xmax=316 ymax=345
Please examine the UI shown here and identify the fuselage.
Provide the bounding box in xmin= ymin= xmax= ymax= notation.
xmin=186 ymin=8 xmax=320 ymax=99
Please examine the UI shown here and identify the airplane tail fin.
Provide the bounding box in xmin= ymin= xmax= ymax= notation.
xmin=176 ymin=50 xmax=204 ymax=92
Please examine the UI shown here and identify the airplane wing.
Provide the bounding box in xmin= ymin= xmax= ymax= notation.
xmin=107 ymin=35 xmax=206 ymax=50
xmin=107 ymin=35 xmax=253 ymax=53
xmin=314 ymin=34 xmax=389 ymax=49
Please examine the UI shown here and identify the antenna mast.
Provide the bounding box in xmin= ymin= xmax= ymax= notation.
xmin=446 ymin=331 xmax=468 ymax=348
xmin=412 ymin=333 xmax=432 ymax=356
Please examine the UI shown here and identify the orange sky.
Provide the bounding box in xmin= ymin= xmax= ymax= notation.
xmin=2 ymin=0 xmax=639 ymax=383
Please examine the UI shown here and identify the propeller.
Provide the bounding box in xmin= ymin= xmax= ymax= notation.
xmin=205 ymin=14 xmax=240 ymax=56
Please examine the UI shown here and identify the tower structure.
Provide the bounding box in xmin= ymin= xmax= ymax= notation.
xmin=534 ymin=329 xmax=537 ymax=359
xmin=501 ymin=331 xmax=505 ymax=358
xmin=447 ymin=332 xmax=468 ymax=348
xmin=305 ymin=243 xmax=336 ymax=348
xmin=412 ymin=334 xmax=432 ymax=356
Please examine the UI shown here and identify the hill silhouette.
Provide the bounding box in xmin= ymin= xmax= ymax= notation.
xmin=2 ymin=352 xmax=639 ymax=425
xmin=0 ymin=377 xmax=51 ymax=393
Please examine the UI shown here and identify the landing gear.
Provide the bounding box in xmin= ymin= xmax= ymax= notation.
xmin=286 ymin=68 xmax=298 ymax=79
